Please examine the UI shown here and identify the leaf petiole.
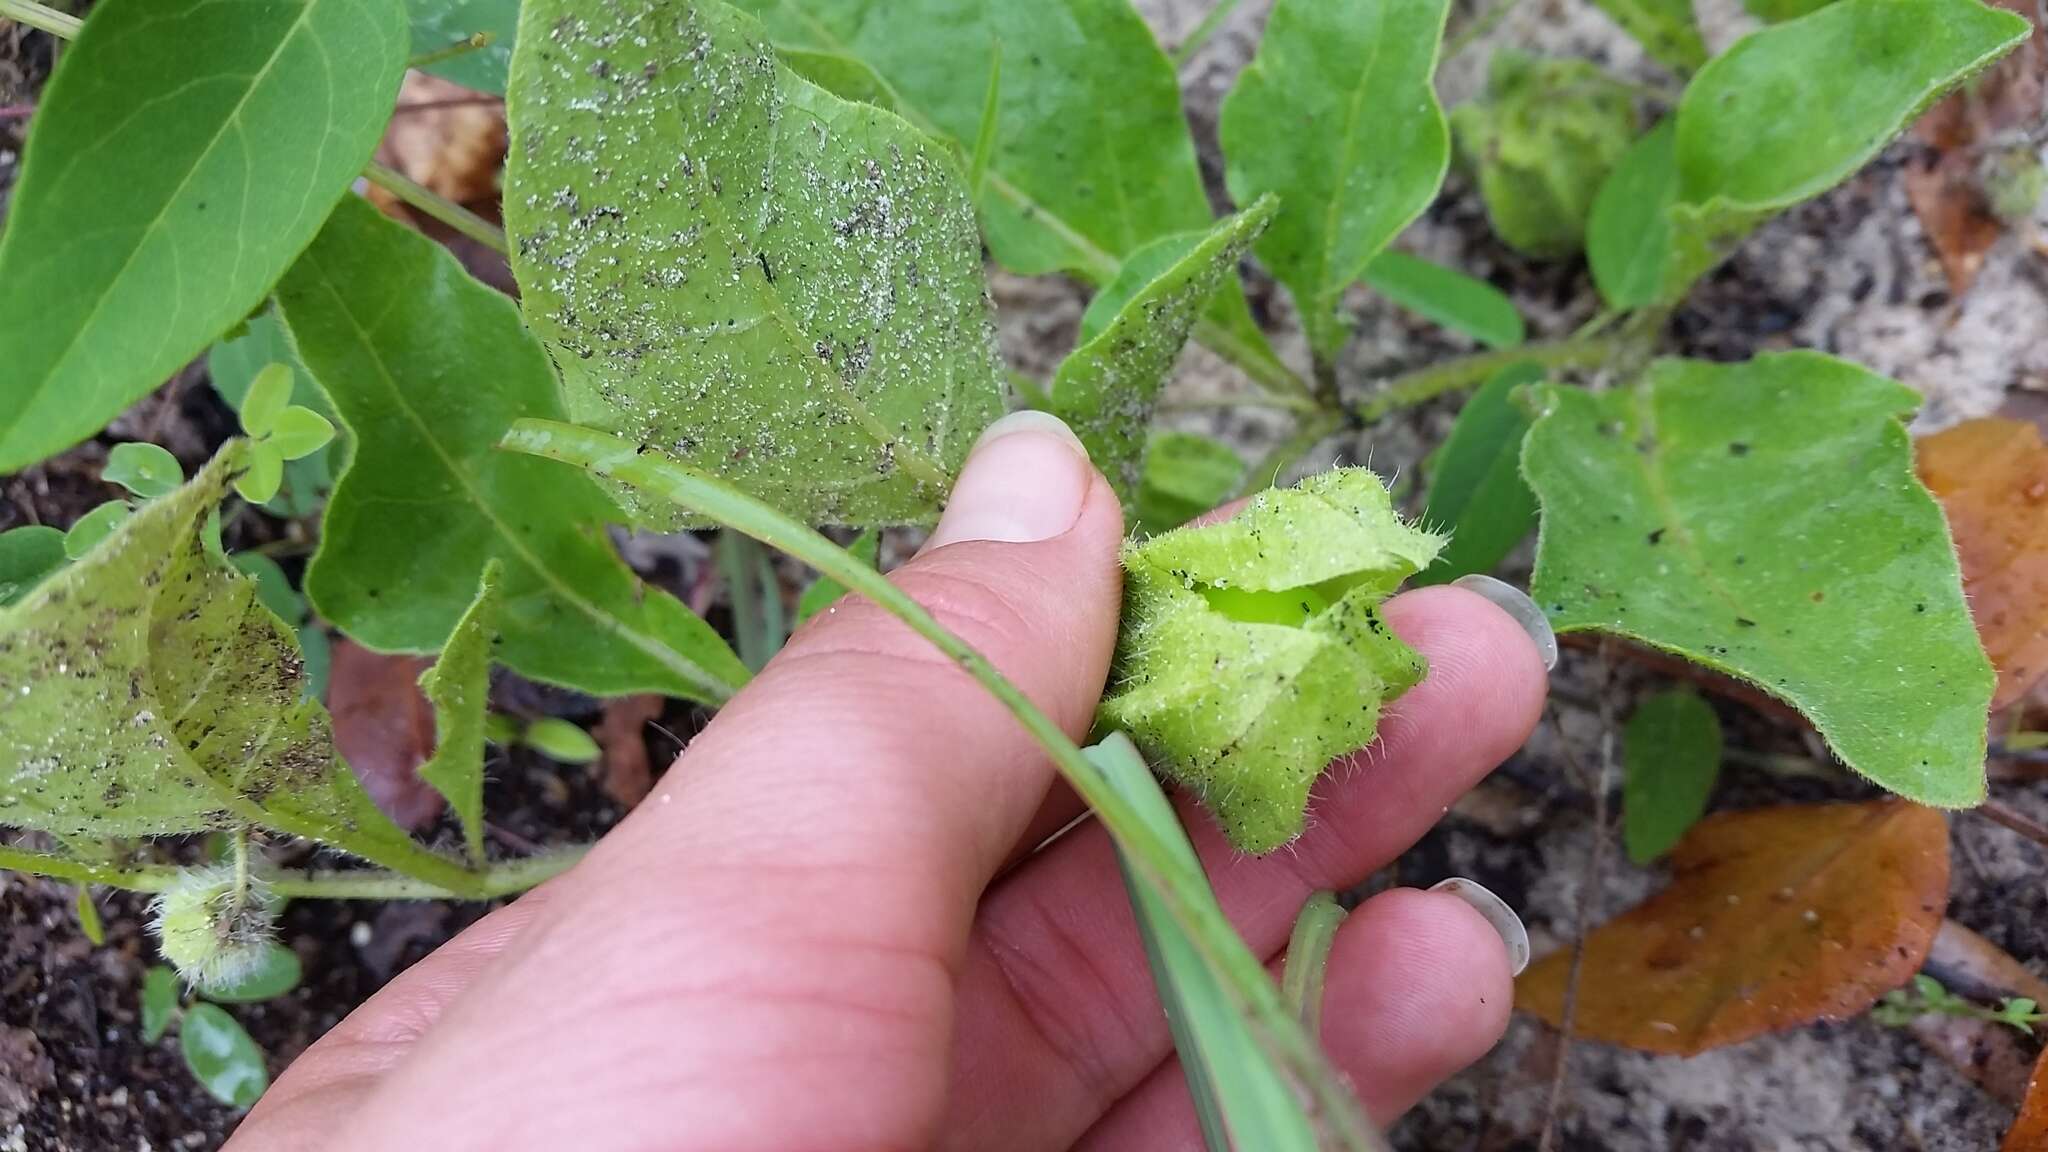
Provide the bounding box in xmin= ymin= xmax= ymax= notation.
xmin=408 ymin=31 xmax=493 ymax=72
xmin=361 ymin=162 xmax=509 ymax=256
xmin=0 ymin=0 xmax=80 ymax=39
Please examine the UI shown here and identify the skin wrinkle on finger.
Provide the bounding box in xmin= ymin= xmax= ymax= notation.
xmin=938 ymin=587 xmax=1548 ymax=1151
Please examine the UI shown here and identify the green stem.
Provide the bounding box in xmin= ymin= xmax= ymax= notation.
xmin=408 ymin=31 xmax=493 ymax=71
xmin=1238 ymin=408 xmax=1343 ymax=498
xmin=1171 ymin=0 xmax=1243 ymax=69
xmin=1280 ymin=892 xmax=1347 ymax=1037
xmin=362 ymin=161 xmax=510 ymax=257
xmin=1193 ymin=316 xmax=1318 ymax=403
xmin=1353 ymin=336 xmax=1619 ymax=424
xmin=0 ymin=843 xmax=585 ymax=900
xmin=716 ymin=529 xmax=788 ymax=671
xmin=0 ymin=0 xmax=81 ymax=39
xmin=500 ymin=419 xmax=1381 ymax=1149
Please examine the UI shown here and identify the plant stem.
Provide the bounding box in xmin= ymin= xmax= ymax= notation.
xmin=1280 ymin=891 xmax=1347 ymax=1037
xmin=1193 ymin=316 xmax=1317 ymax=402
xmin=408 ymin=31 xmax=492 ymax=71
xmin=1353 ymin=335 xmax=1619 ymax=424
xmin=716 ymin=529 xmax=787 ymax=671
xmin=1171 ymin=0 xmax=1243 ymax=69
xmin=0 ymin=0 xmax=80 ymax=39
xmin=501 ymin=419 xmax=1383 ymax=1149
xmin=1237 ymin=408 xmax=1343 ymax=498
xmin=362 ymin=161 xmax=510 ymax=256
xmin=0 ymin=842 xmax=586 ymax=900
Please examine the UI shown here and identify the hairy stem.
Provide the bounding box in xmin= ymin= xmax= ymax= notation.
xmin=1354 ymin=336 xmax=1621 ymax=424
xmin=0 ymin=842 xmax=586 ymax=900
xmin=501 ymin=419 xmax=1383 ymax=1149
xmin=362 ymin=162 xmax=510 ymax=257
xmin=0 ymin=0 xmax=81 ymax=39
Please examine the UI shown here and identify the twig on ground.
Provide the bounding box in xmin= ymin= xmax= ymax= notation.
xmin=1973 ymin=796 xmax=2048 ymax=851
xmin=1539 ymin=644 xmax=1615 ymax=1152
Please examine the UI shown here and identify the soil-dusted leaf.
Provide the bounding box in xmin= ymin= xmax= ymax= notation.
xmin=1586 ymin=120 xmax=1679 ymax=311
xmin=0 ymin=452 xmax=426 ymax=867
xmin=0 ymin=0 xmax=408 ymax=474
xmin=794 ymin=530 xmax=878 ymax=627
xmin=1587 ymin=0 xmax=1706 ymax=74
xmin=180 ymin=1003 xmax=268 ymax=1109
xmin=0 ymin=526 xmax=65 ymax=607
xmin=1416 ymin=362 xmax=1543 ymax=585
xmin=416 ymin=564 xmax=500 ymax=863
xmin=1077 ymin=230 xmax=1273 ymax=367
xmin=506 ymin=0 xmax=1002 ymax=530
xmin=1051 ymin=200 xmax=1276 ymax=500
xmin=2010 ymin=1045 xmax=2048 ymax=1151
xmin=777 ymin=48 xmax=896 ymax=112
xmin=1651 ymin=0 xmax=2030 ymax=299
xmin=1135 ymin=433 xmax=1246 ymax=538
xmin=277 ymin=197 xmax=748 ymax=704
xmin=209 ymin=311 xmax=336 ymax=519
xmin=1361 ymin=251 xmax=1524 ymax=350
xmin=229 ymin=554 xmax=307 ymax=627
xmin=326 ymin=640 xmax=440 ymax=831
xmin=1523 ymin=354 xmax=1995 ymax=806
xmin=1622 ymin=689 xmax=1723 ymax=864
xmin=1219 ymin=0 xmax=1452 ymax=359
xmin=1917 ymin=418 xmax=2048 ymax=710
xmin=140 ymin=966 xmax=180 ymax=1044
xmin=1449 ymin=52 xmax=1638 ymax=260
xmin=1102 ymin=469 xmax=1443 ymax=854
xmin=1517 ymin=800 xmax=1950 ymax=1055
xmin=202 ymin=943 xmax=302 ymax=1004
xmin=405 ymin=0 xmax=519 ymax=93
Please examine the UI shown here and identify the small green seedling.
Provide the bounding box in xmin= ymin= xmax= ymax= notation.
xmin=138 ymin=916 xmax=302 ymax=1109
xmin=487 ymin=713 xmax=602 ymax=765
xmin=234 ymin=363 xmax=335 ymax=505
xmin=1871 ymin=974 xmax=2047 ymax=1035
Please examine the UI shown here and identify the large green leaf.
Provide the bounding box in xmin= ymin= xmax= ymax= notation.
xmin=1586 ymin=0 xmax=1706 ymax=75
xmin=505 ymin=0 xmax=1003 ymax=529
xmin=1522 ymin=354 xmax=1995 ymax=805
xmin=406 ymin=0 xmax=518 ymax=93
xmin=1416 ymin=361 xmax=1543 ymax=585
xmin=416 ymin=563 xmax=500 ymax=865
xmin=1219 ymin=0 xmax=1452 ymax=360
xmin=0 ymin=451 xmax=425 ymax=862
xmin=276 ymin=197 xmax=749 ymax=705
xmin=1051 ymin=199 xmax=1275 ymax=500
xmin=1102 ymin=469 xmax=1443 ymax=853
xmin=0 ymin=0 xmax=408 ymax=473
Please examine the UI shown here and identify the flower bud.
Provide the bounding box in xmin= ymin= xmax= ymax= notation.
xmin=149 ymin=866 xmax=280 ymax=993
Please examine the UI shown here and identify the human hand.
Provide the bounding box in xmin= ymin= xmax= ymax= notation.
xmin=228 ymin=412 xmax=1550 ymax=1151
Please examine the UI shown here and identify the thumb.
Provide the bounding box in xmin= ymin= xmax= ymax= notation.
xmin=309 ymin=411 xmax=1126 ymax=1150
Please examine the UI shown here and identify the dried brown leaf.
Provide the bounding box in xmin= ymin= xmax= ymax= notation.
xmin=327 ymin=638 xmax=444 ymax=830
xmin=1516 ymin=800 xmax=1950 ymax=1055
xmin=1918 ymin=418 xmax=2048 ymax=709
xmin=591 ymin=694 xmax=665 ymax=808
xmin=2011 ymin=1045 xmax=2048 ymax=1150
xmin=370 ymin=72 xmax=506 ymax=208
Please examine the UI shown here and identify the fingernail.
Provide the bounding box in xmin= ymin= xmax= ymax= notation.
xmin=1430 ymin=877 xmax=1530 ymax=976
xmin=923 ymin=411 xmax=1092 ymax=550
xmin=1452 ymin=574 xmax=1557 ymax=671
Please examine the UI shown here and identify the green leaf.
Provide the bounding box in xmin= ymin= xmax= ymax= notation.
xmin=777 ymin=48 xmax=896 ymax=111
xmin=179 ymin=1003 xmax=268 ymax=1109
xmin=201 ymin=943 xmax=303 ymax=1003
xmin=75 ymin=886 xmax=105 ymax=946
xmin=1415 ymin=361 xmax=1543 ymax=585
xmin=523 ymin=718 xmax=600 ymax=765
xmin=1093 ymin=734 xmax=1322 ymax=1149
xmin=1622 ymin=690 xmax=1722 ymax=864
xmin=63 ymin=501 xmax=132 ymax=560
xmin=0 ymin=450 xmax=435 ymax=872
xmin=297 ymin=623 xmax=332 ymax=703
xmin=505 ymin=0 xmax=1003 ymax=530
xmin=1102 ymin=469 xmax=1443 ymax=853
xmin=141 ymin=965 xmax=181 ymax=1044
xmin=209 ymin=313 xmax=337 ymax=519
xmin=1743 ymin=0 xmax=1837 ymax=19
xmin=1076 ymin=228 xmax=1278 ymax=379
xmin=0 ymin=0 xmax=409 ymax=473
xmin=234 ymin=442 xmax=285 ymax=506
xmin=1362 ymin=251 xmax=1525 ymax=350
xmin=267 ymin=407 xmax=337 ymax=462
xmin=1219 ymin=0 xmax=1452 ymax=359
xmin=483 ymin=713 xmax=521 ymax=747
xmin=1448 ymin=52 xmax=1638 ymax=260
xmin=1050 ymin=199 xmax=1276 ymax=499
xmin=736 ymin=0 xmax=1215 ymax=281
xmin=1587 ymin=0 xmax=1707 ymax=74
xmin=1586 ymin=120 xmax=1679 ymax=311
xmin=240 ymin=364 xmax=296 ymax=441
xmin=104 ymin=443 xmax=185 ymax=501
xmin=0 ymin=526 xmax=67 ymax=606
xmin=229 ymin=553 xmax=309 ymax=626
xmin=276 ymin=197 xmax=750 ymax=705
xmin=416 ymin=563 xmax=499 ymax=864
xmin=405 ymin=0 xmax=518 ymax=93
xmin=794 ymin=530 xmax=878 ymax=626
xmin=1522 ymin=353 xmax=1996 ymax=805
xmin=1135 ymin=433 xmax=1246 ymax=538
